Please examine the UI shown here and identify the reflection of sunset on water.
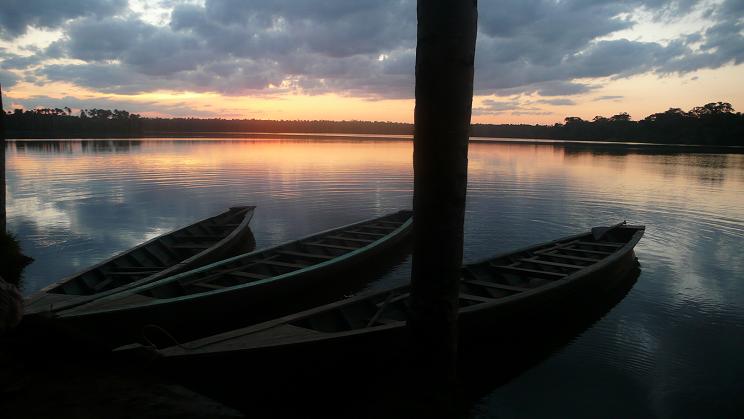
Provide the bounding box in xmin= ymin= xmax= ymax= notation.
xmin=5 ymin=138 xmax=744 ymax=418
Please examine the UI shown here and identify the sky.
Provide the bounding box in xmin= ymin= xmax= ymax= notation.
xmin=1 ymin=0 xmax=743 ymax=124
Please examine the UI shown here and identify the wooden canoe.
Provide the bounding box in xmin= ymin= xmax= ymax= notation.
xmin=57 ymin=210 xmax=413 ymax=345
xmin=153 ymin=223 xmax=644 ymax=366
xmin=25 ymin=206 xmax=256 ymax=316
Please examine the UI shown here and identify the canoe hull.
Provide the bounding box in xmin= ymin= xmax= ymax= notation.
xmin=155 ymin=225 xmax=643 ymax=381
xmin=61 ymin=213 xmax=413 ymax=345
xmin=23 ymin=206 xmax=256 ymax=316
xmin=157 ymin=253 xmax=641 ymax=413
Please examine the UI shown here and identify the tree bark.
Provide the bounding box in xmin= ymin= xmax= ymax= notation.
xmin=1 ymin=84 xmax=5 ymax=232
xmin=407 ymin=0 xmax=477 ymax=412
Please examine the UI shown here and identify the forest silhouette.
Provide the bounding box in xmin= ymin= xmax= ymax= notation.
xmin=4 ymin=102 xmax=742 ymax=146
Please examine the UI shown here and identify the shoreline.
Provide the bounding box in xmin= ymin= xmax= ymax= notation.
xmin=6 ymin=132 xmax=744 ymax=153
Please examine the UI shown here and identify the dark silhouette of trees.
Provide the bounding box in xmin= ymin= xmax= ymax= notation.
xmin=472 ymin=102 xmax=743 ymax=145
xmin=2 ymin=102 xmax=742 ymax=145
xmin=1 ymin=84 xmax=5 ymax=231
xmin=4 ymin=108 xmax=143 ymax=138
xmin=407 ymin=0 xmax=477 ymax=415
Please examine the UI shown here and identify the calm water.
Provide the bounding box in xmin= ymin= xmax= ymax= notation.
xmin=6 ymin=138 xmax=744 ymax=417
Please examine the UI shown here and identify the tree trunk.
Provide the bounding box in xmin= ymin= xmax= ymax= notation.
xmin=407 ymin=0 xmax=477 ymax=413
xmin=1 ymin=84 xmax=6 ymax=232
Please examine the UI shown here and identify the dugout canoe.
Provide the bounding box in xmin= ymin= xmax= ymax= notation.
xmin=25 ymin=206 xmax=256 ymax=316
xmin=153 ymin=223 xmax=644 ymax=367
xmin=57 ymin=209 xmax=413 ymax=345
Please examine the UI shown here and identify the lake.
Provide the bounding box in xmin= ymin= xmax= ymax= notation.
xmin=5 ymin=137 xmax=744 ymax=417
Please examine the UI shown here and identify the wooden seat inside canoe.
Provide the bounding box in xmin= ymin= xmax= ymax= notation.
xmin=534 ymin=252 xmax=601 ymax=263
xmin=305 ymin=242 xmax=359 ymax=251
xmin=490 ymin=264 xmax=568 ymax=279
xmin=575 ymin=240 xmax=624 ymax=248
xmin=324 ymin=235 xmax=376 ymax=244
xmin=519 ymin=258 xmax=587 ymax=270
xmin=277 ymin=250 xmax=334 ymax=260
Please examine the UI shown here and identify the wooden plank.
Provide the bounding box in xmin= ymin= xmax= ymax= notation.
xmin=227 ymin=271 xmax=270 ymax=280
xmin=324 ymin=235 xmax=375 ymax=243
xmin=192 ymin=282 xmax=226 ymax=290
xmin=533 ymin=239 xmax=581 ymax=254
xmin=258 ymin=260 xmax=309 ymax=269
xmin=305 ymin=242 xmax=358 ymax=251
xmin=173 ymin=234 xmax=224 ymax=240
xmin=346 ymin=230 xmax=386 ymax=237
xmin=170 ymin=243 xmax=213 ymax=250
xmin=463 ymin=279 xmax=529 ymax=292
xmin=91 ymin=278 xmax=116 ymax=292
xmin=534 ymin=252 xmax=600 ymax=263
xmin=154 ymin=240 xmax=181 ymax=261
xmin=362 ymin=224 xmax=395 ymax=230
xmin=557 ymin=247 xmax=613 ymax=256
xmin=107 ymin=266 xmax=164 ymax=271
xmin=214 ymin=223 xmax=241 ymax=228
xmin=178 ymin=255 xmax=281 ymax=287
xmin=141 ymin=245 xmax=172 ymax=266
xmin=105 ymin=270 xmax=159 ymax=276
xmin=575 ymin=241 xmax=624 ymax=248
xmin=277 ymin=250 xmax=334 ymax=260
xmin=490 ymin=264 xmax=567 ymax=278
xmin=375 ymin=220 xmax=402 ymax=226
xmin=462 ymin=267 xmax=491 ymax=282
xmin=520 ymin=258 xmax=586 ymax=270
xmin=373 ymin=317 xmax=401 ymax=325
xmin=459 ymin=293 xmax=494 ymax=303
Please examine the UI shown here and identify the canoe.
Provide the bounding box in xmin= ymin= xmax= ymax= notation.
xmin=152 ymin=223 xmax=644 ymax=367
xmin=57 ymin=210 xmax=414 ymax=345
xmin=25 ymin=206 xmax=256 ymax=316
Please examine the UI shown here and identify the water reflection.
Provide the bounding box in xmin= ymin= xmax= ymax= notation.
xmin=5 ymin=138 xmax=744 ymax=418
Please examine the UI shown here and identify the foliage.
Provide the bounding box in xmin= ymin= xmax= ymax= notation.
xmin=3 ymin=102 xmax=743 ymax=146
xmin=0 ymin=231 xmax=33 ymax=286
xmin=5 ymin=108 xmax=144 ymax=138
xmin=475 ymin=102 xmax=744 ymax=145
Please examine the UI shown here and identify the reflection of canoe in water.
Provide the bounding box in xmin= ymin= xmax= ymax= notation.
xmin=25 ymin=206 xmax=256 ymax=316
xmin=58 ymin=210 xmax=413 ymax=345
xmin=153 ymin=223 xmax=644 ymax=369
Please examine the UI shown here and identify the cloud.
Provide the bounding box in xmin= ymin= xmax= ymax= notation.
xmin=472 ymin=99 xmax=547 ymax=116
xmin=0 ymin=0 xmax=126 ymax=39
xmin=0 ymin=68 xmax=20 ymax=88
xmin=537 ymin=98 xmax=576 ymax=106
xmin=594 ymin=95 xmax=624 ymax=101
xmin=0 ymin=0 xmax=742 ymax=105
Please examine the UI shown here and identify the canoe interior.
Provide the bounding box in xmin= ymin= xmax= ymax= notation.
xmin=282 ymin=225 xmax=645 ymax=334
xmin=139 ymin=210 xmax=413 ymax=300
xmin=48 ymin=206 xmax=254 ymax=296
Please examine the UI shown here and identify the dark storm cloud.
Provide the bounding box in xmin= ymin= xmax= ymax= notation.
xmin=0 ymin=0 xmax=126 ymax=38
xmin=1 ymin=0 xmax=742 ymax=101
xmin=0 ymin=68 xmax=20 ymax=88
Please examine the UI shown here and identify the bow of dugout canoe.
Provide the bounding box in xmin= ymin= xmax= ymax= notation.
xmin=24 ymin=206 xmax=256 ymax=316
xmin=57 ymin=210 xmax=414 ymax=346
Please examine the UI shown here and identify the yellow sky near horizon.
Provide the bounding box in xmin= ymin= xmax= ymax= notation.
xmin=6 ymin=64 xmax=743 ymax=124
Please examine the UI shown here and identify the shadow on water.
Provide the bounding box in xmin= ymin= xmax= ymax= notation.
xmin=163 ymin=262 xmax=641 ymax=419
xmin=458 ymin=264 xmax=641 ymax=413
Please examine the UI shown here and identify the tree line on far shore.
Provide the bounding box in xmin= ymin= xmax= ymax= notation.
xmin=3 ymin=102 xmax=743 ymax=146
